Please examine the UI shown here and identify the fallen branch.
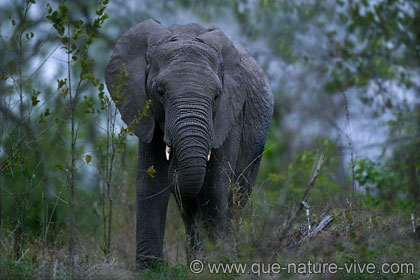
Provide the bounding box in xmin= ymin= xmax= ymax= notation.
xmin=287 ymin=214 xmax=334 ymax=249
xmin=309 ymin=214 xmax=334 ymax=237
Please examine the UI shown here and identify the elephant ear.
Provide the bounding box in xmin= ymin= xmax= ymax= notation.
xmin=196 ymin=28 xmax=246 ymax=148
xmin=105 ymin=19 xmax=170 ymax=142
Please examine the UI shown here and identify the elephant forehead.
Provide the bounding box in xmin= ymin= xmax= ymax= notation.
xmin=153 ymin=41 xmax=219 ymax=69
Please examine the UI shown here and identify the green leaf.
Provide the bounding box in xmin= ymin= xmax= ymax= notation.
xmin=57 ymin=79 xmax=67 ymax=89
xmin=61 ymin=36 xmax=69 ymax=45
xmin=31 ymin=95 xmax=39 ymax=106
xmin=55 ymin=163 xmax=65 ymax=171
xmin=44 ymin=108 xmax=50 ymax=117
xmin=96 ymin=7 xmax=105 ymax=16
xmin=59 ymin=3 xmax=67 ymax=15
xmin=146 ymin=165 xmax=156 ymax=178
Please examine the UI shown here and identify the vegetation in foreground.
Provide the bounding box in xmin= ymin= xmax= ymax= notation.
xmin=1 ymin=148 xmax=419 ymax=279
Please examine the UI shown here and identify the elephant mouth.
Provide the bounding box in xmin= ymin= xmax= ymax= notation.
xmin=165 ymin=143 xmax=211 ymax=200
xmin=165 ymin=145 xmax=211 ymax=162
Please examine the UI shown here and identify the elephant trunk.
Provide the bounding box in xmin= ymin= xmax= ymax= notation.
xmin=167 ymin=96 xmax=212 ymax=200
xmin=175 ymin=143 xmax=208 ymax=199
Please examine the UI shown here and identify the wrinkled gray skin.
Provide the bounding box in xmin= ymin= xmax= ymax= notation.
xmin=105 ymin=19 xmax=273 ymax=268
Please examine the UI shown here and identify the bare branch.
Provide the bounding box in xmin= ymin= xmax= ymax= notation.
xmin=278 ymin=153 xmax=325 ymax=243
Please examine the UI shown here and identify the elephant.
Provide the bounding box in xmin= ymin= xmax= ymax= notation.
xmin=105 ymin=19 xmax=273 ymax=268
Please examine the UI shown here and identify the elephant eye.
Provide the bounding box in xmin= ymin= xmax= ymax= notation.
xmin=215 ymin=88 xmax=222 ymax=100
xmin=156 ymin=85 xmax=165 ymax=96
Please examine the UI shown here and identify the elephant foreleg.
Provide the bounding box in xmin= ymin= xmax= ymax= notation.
xmin=175 ymin=197 xmax=201 ymax=262
xmin=136 ymin=135 xmax=170 ymax=269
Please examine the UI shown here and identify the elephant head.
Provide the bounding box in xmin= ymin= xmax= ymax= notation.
xmin=105 ymin=19 xmax=246 ymax=200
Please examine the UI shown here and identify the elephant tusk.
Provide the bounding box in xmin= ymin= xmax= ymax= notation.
xmin=207 ymin=150 xmax=211 ymax=161
xmin=165 ymin=145 xmax=172 ymax=161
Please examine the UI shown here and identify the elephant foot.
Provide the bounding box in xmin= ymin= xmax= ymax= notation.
xmin=136 ymin=254 xmax=164 ymax=270
xmin=185 ymin=230 xmax=202 ymax=263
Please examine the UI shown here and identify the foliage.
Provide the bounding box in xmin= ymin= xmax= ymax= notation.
xmin=355 ymin=158 xmax=413 ymax=210
xmin=1 ymin=260 xmax=34 ymax=280
xmin=139 ymin=263 xmax=189 ymax=280
xmin=326 ymin=0 xmax=420 ymax=113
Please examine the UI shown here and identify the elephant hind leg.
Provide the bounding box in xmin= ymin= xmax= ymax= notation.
xmin=232 ymin=155 xmax=262 ymax=208
xmin=232 ymin=99 xmax=270 ymax=209
xmin=231 ymin=127 xmax=267 ymax=210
